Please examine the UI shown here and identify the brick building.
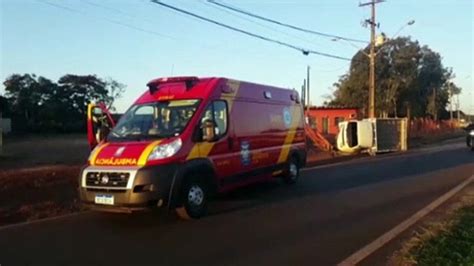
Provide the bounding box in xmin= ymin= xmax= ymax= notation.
xmin=305 ymin=106 xmax=359 ymax=141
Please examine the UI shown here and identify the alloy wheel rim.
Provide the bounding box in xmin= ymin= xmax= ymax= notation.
xmin=289 ymin=163 xmax=298 ymax=180
xmin=188 ymin=185 xmax=204 ymax=206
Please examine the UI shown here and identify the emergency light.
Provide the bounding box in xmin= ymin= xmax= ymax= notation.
xmin=147 ymin=76 xmax=199 ymax=94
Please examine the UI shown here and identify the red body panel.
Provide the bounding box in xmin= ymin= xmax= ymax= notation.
xmin=93 ymin=142 xmax=150 ymax=166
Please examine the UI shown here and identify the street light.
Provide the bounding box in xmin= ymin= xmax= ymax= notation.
xmin=332 ymin=20 xmax=415 ymax=57
xmin=391 ymin=20 xmax=415 ymax=41
xmin=332 ymin=19 xmax=415 ymax=118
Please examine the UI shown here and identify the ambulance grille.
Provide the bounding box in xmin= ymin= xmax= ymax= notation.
xmin=86 ymin=172 xmax=130 ymax=188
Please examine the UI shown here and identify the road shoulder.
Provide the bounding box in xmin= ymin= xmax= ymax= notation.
xmin=360 ymin=175 xmax=474 ymax=265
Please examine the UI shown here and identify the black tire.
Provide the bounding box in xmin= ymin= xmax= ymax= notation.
xmin=283 ymin=156 xmax=300 ymax=184
xmin=175 ymin=176 xmax=209 ymax=220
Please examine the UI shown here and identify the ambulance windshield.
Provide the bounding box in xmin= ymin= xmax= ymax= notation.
xmin=108 ymin=99 xmax=200 ymax=141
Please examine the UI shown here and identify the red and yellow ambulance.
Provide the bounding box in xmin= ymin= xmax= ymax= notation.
xmin=80 ymin=76 xmax=306 ymax=219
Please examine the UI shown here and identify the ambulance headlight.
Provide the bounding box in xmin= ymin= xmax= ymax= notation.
xmin=469 ymin=130 xmax=474 ymax=136
xmin=148 ymin=138 xmax=182 ymax=161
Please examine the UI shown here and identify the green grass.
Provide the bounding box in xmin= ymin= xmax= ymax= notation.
xmin=411 ymin=206 xmax=474 ymax=266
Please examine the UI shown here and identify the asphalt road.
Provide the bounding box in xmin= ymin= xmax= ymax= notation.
xmin=1 ymin=143 xmax=473 ymax=266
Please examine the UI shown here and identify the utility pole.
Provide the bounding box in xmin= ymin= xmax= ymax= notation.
xmin=433 ymin=87 xmax=438 ymax=120
xmin=449 ymin=82 xmax=453 ymax=121
xmin=457 ymin=94 xmax=460 ymax=121
xmin=0 ymin=111 xmax=3 ymax=156
xmin=302 ymin=79 xmax=308 ymax=125
xmin=301 ymin=79 xmax=306 ymax=109
xmin=306 ymin=66 xmax=311 ymax=112
xmin=360 ymin=0 xmax=384 ymax=118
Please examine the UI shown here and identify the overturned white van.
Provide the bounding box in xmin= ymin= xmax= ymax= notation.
xmin=337 ymin=118 xmax=408 ymax=155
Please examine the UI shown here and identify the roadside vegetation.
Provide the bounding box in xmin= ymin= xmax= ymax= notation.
xmin=1 ymin=73 xmax=124 ymax=133
xmin=414 ymin=206 xmax=474 ymax=265
xmin=391 ymin=187 xmax=474 ymax=265
xmin=327 ymin=37 xmax=462 ymax=120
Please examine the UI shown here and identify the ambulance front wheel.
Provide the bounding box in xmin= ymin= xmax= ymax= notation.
xmin=175 ymin=176 xmax=209 ymax=220
xmin=283 ymin=156 xmax=300 ymax=184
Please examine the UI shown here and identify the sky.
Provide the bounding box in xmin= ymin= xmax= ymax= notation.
xmin=1 ymin=0 xmax=473 ymax=114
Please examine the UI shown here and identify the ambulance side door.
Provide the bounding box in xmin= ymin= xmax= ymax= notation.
xmin=198 ymin=100 xmax=239 ymax=185
xmin=87 ymin=103 xmax=115 ymax=150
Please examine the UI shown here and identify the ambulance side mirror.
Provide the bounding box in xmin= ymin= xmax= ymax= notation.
xmin=201 ymin=120 xmax=217 ymax=142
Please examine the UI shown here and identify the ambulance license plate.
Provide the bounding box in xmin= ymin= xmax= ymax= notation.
xmin=95 ymin=195 xmax=114 ymax=205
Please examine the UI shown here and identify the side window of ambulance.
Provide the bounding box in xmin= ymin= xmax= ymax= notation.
xmin=213 ymin=101 xmax=228 ymax=137
xmin=200 ymin=100 xmax=228 ymax=138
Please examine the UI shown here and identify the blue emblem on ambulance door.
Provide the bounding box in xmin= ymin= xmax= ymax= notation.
xmin=283 ymin=107 xmax=292 ymax=128
xmin=240 ymin=141 xmax=251 ymax=166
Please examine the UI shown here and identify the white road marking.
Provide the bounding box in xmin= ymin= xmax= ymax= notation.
xmin=337 ymin=174 xmax=474 ymax=266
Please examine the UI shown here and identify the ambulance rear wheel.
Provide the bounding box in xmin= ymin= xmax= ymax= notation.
xmin=175 ymin=177 xmax=209 ymax=220
xmin=283 ymin=156 xmax=300 ymax=184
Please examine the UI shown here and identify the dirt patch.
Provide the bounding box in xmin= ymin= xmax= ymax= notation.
xmin=409 ymin=131 xmax=465 ymax=148
xmin=0 ymin=134 xmax=89 ymax=170
xmin=0 ymin=165 xmax=83 ymax=226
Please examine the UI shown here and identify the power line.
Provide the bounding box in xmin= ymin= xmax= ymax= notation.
xmin=207 ymin=0 xmax=367 ymax=44
xmin=36 ymin=0 xmax=176 ymax=40
xmin=197 ymin=0 xmax=326 ymax=49
xmin=80 ymin=0 xmax=133 ymax=18
xmin=78 ymin=0 xmax=282 ymax=54
xmin=150 ymin=0 xmax=353 ymax=61
xmin=80 ymin=0 xmax=158 ymax=26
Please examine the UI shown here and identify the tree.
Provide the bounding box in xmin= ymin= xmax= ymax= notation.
xmin=57 ymin=75 xmax=109 ymax=118
xmin=3 ymin=74 xmax=50 ymax=129
xmin=328 ymin=37 xmax=461 ymax=119
xmin=103 ymin=78 xmax=125 ymax=112
xmin=3 ymin=73 xmax=125 ymax=132
xmin=0 ymin=95 xmax=9 ymax=116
